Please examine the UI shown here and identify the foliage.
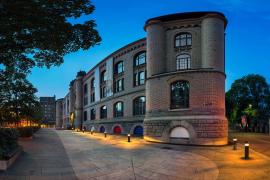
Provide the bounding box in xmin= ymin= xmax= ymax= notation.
xmin=0 ymin=1 xmax=100 ymax=126
xmin=0 ymin=0 xmax=101 ymax=73
xmin=17 ymin=127 xmax=33 ymax=137
xmin=0 ymin=128 xmax=19 ymax=160
xmin=226 ymin=74 xmax=270 ymax=132
xmin=0 ymin=70 xmax=40 ymax=125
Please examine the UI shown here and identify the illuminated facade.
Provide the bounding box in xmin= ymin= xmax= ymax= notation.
xmin=56 ymin=12 xmax=228 ymax=145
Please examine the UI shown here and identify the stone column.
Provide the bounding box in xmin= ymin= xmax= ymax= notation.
xmin=55 ymin=99 xmax=63 ymax=129
xmin=201 ymin=16 xmax=225 ymax=72
xmin=74 ymin=75 xmax=83 ymax=130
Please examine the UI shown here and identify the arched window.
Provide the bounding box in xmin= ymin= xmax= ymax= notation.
xmin=114 ymin=101 xmax=124 ymax=117
xmin=90 ymin=108 xmax=96 ymax=120
xmin=176 ymin=54 xmax=191 ymax=70
xmin=171 ymin=81 xmax=189 ymax=109
xmin=114 ymin=61 xmax=124 ymax=74
xmin=100 ymin=105 xmax=107 ymax=119
xmin=133 ymin=96 xmax=146 ymax=115
xmin=170 ymin=127 xmax=190 ymax=139
xmin=175 ymin=33 xmax=192 ymax=47
xmin=100 ymin=70 xmax=107 ymax=84
xmin=134 ymin=51 xmax=146 ymax=67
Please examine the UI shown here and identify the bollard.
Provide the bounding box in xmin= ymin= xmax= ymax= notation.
xmin=104 ymin=131 xmax=107 ymax=138
xmin=244 ymin=142 xmax=249 ymax=159
xmin=127 ymin=134 xmax=131 ymax=142
xmin=233 ymin=138 xmax=237 ymax=150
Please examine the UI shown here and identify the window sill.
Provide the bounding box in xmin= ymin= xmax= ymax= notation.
xmin=168 ymin=108 xmax=191 ymax=112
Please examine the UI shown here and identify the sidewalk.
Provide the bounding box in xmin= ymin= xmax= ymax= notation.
xmin=0 ymin=129 xmax=77 ymax=180
xmin=1 ymin=129 xmax=270 ymax=180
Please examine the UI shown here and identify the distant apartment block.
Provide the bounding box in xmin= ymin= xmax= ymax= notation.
xmin=40 ymin=96 xmax=56 ymax=125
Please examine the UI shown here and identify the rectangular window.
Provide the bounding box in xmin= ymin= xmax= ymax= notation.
xmin=101 ymin=87 xmax=107 ymax=98
xmin=83 ymin=111 xmax=87 ymax=121
xmin=114 ymin=78 xmax=124 ymax=93
xmin=90 ymin=92 xmax=95 ymax=103
xmin=91 ymin=109 xmax=96 ymax=120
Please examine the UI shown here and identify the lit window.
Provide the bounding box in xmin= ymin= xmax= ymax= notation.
xmin=171 ymin=81 xmax=189 ymax=109
xmin=176 ymin=54 xmax=191 ymax=70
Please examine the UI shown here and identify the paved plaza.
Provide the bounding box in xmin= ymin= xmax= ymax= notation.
xmin=1 ymin=129 xmax=270 ymax=180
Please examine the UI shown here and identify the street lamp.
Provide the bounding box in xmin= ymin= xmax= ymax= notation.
xmin=127 ymin=133 xmax=131 ymax=142
xmin=244 ymin=141 xmax=250 ymax=160
xmin=233 ymin=138 xmax=237 ymax=150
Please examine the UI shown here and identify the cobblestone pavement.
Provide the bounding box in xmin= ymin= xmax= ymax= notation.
xmin=1 ymin=129 xmax=270 ymax=180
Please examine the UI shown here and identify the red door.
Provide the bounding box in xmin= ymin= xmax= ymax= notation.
xmin=113 ymin=126 xmax=122 ymax=134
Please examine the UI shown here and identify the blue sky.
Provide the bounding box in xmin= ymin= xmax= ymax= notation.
xmin=28 ymin=0 xmax=270 ymax=99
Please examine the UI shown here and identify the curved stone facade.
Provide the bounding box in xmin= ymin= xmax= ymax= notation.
xmin=56 ymin=11 xmax=228 ymax=145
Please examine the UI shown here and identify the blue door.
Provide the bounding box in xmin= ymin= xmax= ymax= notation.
xmin=133 ymin=126 xmax=143 ymax=136
xmin=100 ymin=126 xmax=105 ymax=133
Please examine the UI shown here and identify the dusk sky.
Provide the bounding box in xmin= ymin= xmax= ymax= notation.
xmin=28 ymin=0 xmax=270 ymax=99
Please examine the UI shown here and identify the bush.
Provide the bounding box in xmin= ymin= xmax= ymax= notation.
xmin=0 ymin=128 xmax=19 ymax=160
xmin=17 ymin=127 xmax=33 ymax=137
xmin=32 ymin=126 xmax=40 ymax=133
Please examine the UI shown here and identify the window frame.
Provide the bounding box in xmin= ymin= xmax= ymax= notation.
xmin=174 ymin=33 xmax=192 ymax=48
xmin=90 ymin=108 xmax=96 ymax=120
xmin=134 ymin=51 xmax=146 ymax=67
xmin=133 ymin=96 xmax=146 ymax=115
xmin=176 ymin=54 xmax=191 ymax=70
xmin=114 ymin=101 xmax=124 ymax=117
xmin=170 ymin=81 xmax=190 ymax=109
xmin=100 ymin=105 xmax=107 ymax=119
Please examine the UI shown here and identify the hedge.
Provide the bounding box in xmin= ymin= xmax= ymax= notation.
xmin=0 ymin=128 xmax=19 ymax=160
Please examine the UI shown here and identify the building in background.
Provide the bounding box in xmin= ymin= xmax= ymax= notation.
xmin=56 ymin=11 xmax=228 ymax=145
xmin=40 ymin=96 xmax=56 ymax=127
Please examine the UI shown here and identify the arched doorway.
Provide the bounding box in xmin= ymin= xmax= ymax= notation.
xmin=113 ymin=125 xmax=122 ymax=134
xmin=100 ymin=126 xmax=105 ymax=133
xmin=133 ymin=126 xmax=143 ymax=136
xmin=170 ymin=127 xmax=190 ymax=139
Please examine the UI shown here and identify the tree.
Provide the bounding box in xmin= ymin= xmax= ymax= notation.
xmin=0 ymin=69 xmax=39 ymax=126
xmin=0 ymin=0 xmax=101 ymax=73
xmin=226 ymin=74 xmax=270 ymax=132
xmin=0 ymin=1 xmax=101 ymax=126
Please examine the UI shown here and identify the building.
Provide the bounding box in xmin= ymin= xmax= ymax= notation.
xmin=56 ymin=12 xmax=228 ymax=145
xmin=40 ymin=96 xmax=56 ymax=126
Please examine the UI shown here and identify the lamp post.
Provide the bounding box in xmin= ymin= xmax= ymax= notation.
xmin=244 ymin=141 xmax=249 ymax=160
xmin=233 ymin=138 xmax=237 ymax=150
xmin=127 ymin=134 xmax=131 ymax=142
